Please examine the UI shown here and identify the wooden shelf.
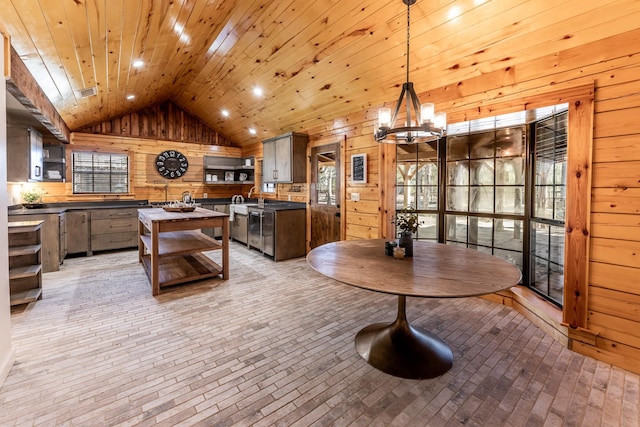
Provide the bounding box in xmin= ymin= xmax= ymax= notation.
xmin=9 ymin=264 xmax=42 ymax=280
xmin=139 ymin=230 xmax=222 ymax=257
xmin=141 ymin=253 xmax=223 ymax=288
xmin=204 ymin=180 xmax=254 ymax=185
xmin=10 ymin=288 xmax=43 ymax=306
xmin=9 ymin=244 xmax=42 ymax=257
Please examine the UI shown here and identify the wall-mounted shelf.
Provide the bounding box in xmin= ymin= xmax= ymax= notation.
xmin=43 ymin=144 xmax=66 ymax=182
xmin=203 ymin=155 xmax=254 ymax=185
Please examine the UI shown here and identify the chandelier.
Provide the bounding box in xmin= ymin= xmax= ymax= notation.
xmin=374 ymin=0 xmax=446 ymax=144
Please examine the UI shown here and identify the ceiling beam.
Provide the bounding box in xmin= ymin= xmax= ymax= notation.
xmin=5 ymin=47 xmax=70 ymax=143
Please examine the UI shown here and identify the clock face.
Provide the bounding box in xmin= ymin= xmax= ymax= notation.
xmin=155 ymin=150 xmax=189 ymax=179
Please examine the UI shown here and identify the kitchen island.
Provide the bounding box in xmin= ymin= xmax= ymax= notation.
xmin=138 ymin=207 xmax=229 ymax=295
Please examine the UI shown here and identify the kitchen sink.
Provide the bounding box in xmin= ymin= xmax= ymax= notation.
xmin=230 ymin=203 xmax=258 ymax=215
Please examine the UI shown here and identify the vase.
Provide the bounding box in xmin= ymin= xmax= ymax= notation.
xmin=398 ymin=232 xmax=413 ymax=257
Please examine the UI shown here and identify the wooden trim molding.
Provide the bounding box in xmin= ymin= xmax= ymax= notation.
xmin=563 ymin=94 xmax=595 ymax=329
xmin=0 ymin=25 xmax=9 ymax=78
xmin=6 ymin=47 xmax=70 ymax=142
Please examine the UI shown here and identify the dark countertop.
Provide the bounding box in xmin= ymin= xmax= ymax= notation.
xmin=8 ymin=200 xmax=151 ymax=216
xmin=196 ymin=198 xmax=306 ymax=211
xmin=8 ymin=199 xmax=305 ymax=216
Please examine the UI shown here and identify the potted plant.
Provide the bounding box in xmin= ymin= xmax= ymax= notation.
xmin=20 ymin=187 xmax=46 ymax=208
xmin=392 ymin=207 xmax=421 ymax=257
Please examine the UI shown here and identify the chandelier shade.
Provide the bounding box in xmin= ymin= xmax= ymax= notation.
xmin=374 ymin=0 xmax=447 ymax=144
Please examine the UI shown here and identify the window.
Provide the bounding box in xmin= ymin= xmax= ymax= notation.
xmin=72 ymin=152 xmax=129 ymax=194
xmin=444 ymin=127 xmax=526 ymax=270
xmin=529 ymin=111 xmax=568 ymax=305
xmin=396 ymin=104 xmax=568 ymax=306
xmin=396 ymin=142 xmax=439 ymax=240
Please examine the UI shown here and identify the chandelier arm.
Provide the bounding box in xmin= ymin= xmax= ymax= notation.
xmin=390 ymin=83 xmax=408 ymax=128
xmin=407 ymin=83 xmax=423 ymax=124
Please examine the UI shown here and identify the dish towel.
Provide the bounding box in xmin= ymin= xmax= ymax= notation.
xmin=228 ymin=204 xmax=235 ymax=222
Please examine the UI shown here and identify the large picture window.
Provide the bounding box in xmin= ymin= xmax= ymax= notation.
xmin=396 ymin=105 xmax=568 ymax=306
xmin=72 ymin=152 xmax=130 ymax=194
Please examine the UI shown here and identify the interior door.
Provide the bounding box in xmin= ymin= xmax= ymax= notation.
xmin=310 ymin=143 xmax=341 ymax=248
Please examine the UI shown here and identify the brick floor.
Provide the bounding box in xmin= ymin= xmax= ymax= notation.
xmin=1 ymin=244 xmax=638 ymax=426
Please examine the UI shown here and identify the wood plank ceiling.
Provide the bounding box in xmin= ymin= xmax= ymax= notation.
xmin=1 ymin=0 xmax=639 ymax=147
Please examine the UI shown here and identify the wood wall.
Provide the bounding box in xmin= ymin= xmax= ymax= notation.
xmin=304 ymin=27 xmax=640 ymax=374
xmin=76 ymin=101 xmax=235 ymax=146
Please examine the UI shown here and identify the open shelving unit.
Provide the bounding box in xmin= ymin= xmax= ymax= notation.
xmin=9 ymin=220 xmax=44 ymax=306
xmin=203 ymin=155 xmax=254 ymax=185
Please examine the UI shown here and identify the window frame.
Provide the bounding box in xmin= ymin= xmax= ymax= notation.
xmin=71 ymin=150 xmax=131 ymax=195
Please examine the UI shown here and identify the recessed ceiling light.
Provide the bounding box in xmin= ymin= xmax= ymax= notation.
xmin=448 ymin=6 xmax=462 ymax=19
xmin=253 ymin=87 xmax=263 ymax=97
xmin=126 ymin=94 xmax=135 ymax=100
xmin=221 ymin=109 xmax=230 ymax=117
xmin=248 ymin=128 xmax=257 ymax=135
xmin=132 ymin=60 xmax=144 ymax=68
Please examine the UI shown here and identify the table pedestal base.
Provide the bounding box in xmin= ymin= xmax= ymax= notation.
xmin=354 ymin=296 xmax=453 ymax=379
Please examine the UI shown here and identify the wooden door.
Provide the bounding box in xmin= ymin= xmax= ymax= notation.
xmin=310 ymin=143 xmax=341 ymax=248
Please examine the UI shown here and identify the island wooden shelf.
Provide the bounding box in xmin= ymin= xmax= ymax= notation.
xmin=9 ymin=220 xmax=44 ymax=306
xmin=138 ymin=208 xmax=229 ymax=295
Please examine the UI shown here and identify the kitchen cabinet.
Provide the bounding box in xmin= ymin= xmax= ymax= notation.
xmin=138 ymin=208 xmax=229 ymax=295
xmin=43 ymin=144 xmax=66 ymax=182
xmin=91 ymin=207 xmax=139 ymax=252
xmin=66 ymin=210 xmax=90 ymax=255
xmin=9 ymin=213 xmax=64 ymax=272
xmin=203 ymin=156 xmax=254 ymax=184
xmin=7 ymin=125 xmax=43 ymax=182
xmin=262 ymin=132 xmax=308 ymax=183
xmin=201 ymin=203 xmax=229 ymax=239
xmin=248 ymin=207 xmax=306 ymax=261
xmin=8 ymin=220 xmax=44 ymax=306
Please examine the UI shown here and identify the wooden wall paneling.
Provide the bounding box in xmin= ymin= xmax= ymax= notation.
xmin=590 ymin=262 xmax=640 ymax=295
xmin=589 ymin=287 xmax=640 ymax=324
xmin=590 ymin=213 xmax=640 ymax=241
xmin=591 ymin=188 xmax=640 ymax=214
xmin=592 ymin=161 xmax=640 ymax=188
xmin=591 ymin=237 xmax=640 ymax=269
xmin=594 ymin=107 xmax=640 ymax=139
xmin=76 ymin=101 xmax=236 ymax=146
xmin=592 ymin=135 xmax=640 ymax=163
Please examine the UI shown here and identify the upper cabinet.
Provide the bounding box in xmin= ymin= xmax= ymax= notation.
xmin=262 ymin=132 xmax=308 ymax=183
xmin=7 ymin=126 xmax=43 ymax=182
xmin=203 ymin=156 xmax=254 ymax=185
xmin=43 ymin=144 xmax=66 ymax=182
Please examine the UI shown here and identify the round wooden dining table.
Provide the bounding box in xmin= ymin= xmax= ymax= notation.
xmin=307 ymin=239 xmax=522 ymax=379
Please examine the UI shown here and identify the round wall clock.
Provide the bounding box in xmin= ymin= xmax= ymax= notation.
xmin=155 ymin=150 xmax=189 ymax=179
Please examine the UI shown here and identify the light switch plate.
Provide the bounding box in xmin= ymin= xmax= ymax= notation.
xmin=351 ymin=192 xmax=360 ymax=201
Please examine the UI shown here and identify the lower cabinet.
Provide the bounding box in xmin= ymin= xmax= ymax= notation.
xmin=66 ymin=210 xmax=90 ymax=255
xmin=200 ymin=204 xmax=229 ymax=239
xmin=90 ymin=208 xmax=139 ymax=252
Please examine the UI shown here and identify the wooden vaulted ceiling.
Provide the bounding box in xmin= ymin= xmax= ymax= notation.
xmin=2 ymin=0 xmax=639 ymax=147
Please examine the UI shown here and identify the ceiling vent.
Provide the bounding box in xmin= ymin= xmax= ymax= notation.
xmin=78 ymin=87 xmax=97 ymax=98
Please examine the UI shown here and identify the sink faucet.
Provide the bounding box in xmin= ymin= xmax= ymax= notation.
xmin=248 ymin=186 xmax=257 ymax=198
xmin=232 ymin=194 xmax=244 ymax=204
